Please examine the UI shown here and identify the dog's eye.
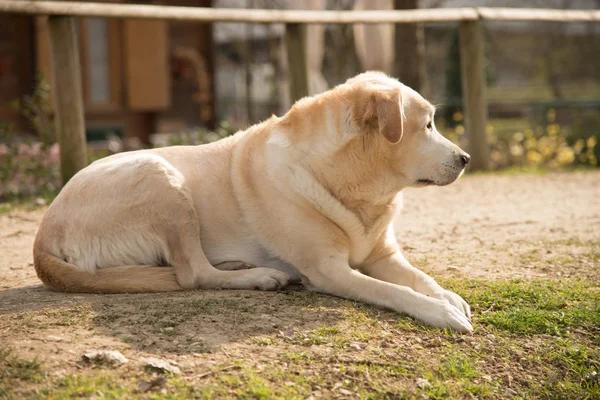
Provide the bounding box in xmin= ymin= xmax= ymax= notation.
xmin=426 ymin=122 xmax=432 ymax=130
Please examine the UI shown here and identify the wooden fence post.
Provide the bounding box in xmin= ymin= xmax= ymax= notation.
xmin=459 ymin=19 xmax=490 ymax=171
xmin=48 ymin=15 xmax=88 ymax=184
xmin=285 ymin=23 xmax=310 ymax=104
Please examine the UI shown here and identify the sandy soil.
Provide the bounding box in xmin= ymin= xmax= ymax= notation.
xmin=1 ymin=171 xmax=598 ymax=387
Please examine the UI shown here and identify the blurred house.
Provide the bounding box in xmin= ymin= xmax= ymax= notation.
xmin=1 ymin=0 xmax=599 ymax=141
xmin=0 ymin=0 xmax=215 ymax=145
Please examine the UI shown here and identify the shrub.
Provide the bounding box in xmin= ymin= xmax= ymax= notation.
xmin=0 ymin=122 xmax=60 ymax=200
xmin=444 ymin=109 xmax=598 ymax=169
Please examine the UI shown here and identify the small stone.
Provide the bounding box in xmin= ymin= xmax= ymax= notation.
xmin=348 ymin=342 xmax=362 ymax=350
xmin=137 ymin=377 xmax=166 ymax=393
xmin=83 ymin=350 xmax=128 ymax=367
xmin=339 ymin=388 xmax=354 ymax=395
xmin=416 ymin=377 xmax=431 ymax=389
xmin=163 ymin=327 xmax=175 ymax=333
xmin=585 ymin=371 xmax=598 ymax=382
xmin=425 ymin=337 xmax=443 ymax=348
xmin=142 ymin=357 xmax=181 ymax=374
xmin=482 ymin=375 xmax=492 ymax=382
xmin=279 ymin=330 xmax=295 ymax=340
xmin=506 ymin=374 xmax=513 ymax=387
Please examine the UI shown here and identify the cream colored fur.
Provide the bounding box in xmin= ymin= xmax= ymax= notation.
xmin=34 ymin=72 xmax=473 ymax=332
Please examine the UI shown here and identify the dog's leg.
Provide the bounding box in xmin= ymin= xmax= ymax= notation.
xmin=297 ymin=253 xmax=472 ymax=332
xmin=360 ymin=251 xmax=470 ymax=319
xmin=169 ymin=233 xmax=290 ymax=291
xmin=151 ymin=177 xmax=289 ymax=291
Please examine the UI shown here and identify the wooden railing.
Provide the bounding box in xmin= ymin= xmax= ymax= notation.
xmin=2 ymin=1 xmax=600 ymax=179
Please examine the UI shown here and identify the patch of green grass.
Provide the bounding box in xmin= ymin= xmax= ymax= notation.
xmin=443 ymin=278 xmax=600 ymax=336
xmin=3 ymin=277 xmax=599 ymax=399
xmin=438 ymin=353 xmax=480 ymax=379
xmin=9 ymin=305 xmax=94 ymax=331
xmin=0 ymin=192 xmax=57 ymax=215
xmin=252 ymin=337 xmax=275 ymax=346
xmin=0 ymin=348 xmax=44 ymax=398
xmin=550 ymin=238 xmax=599 ymax=247
xmin=293 ymin=324 xmax=347 ymax=347
xmin=40 ymin=373 xmax=133 ymax=399
xmin=0 ymin=202 xmax=12 ymax=215
xmin=520 ymin=339 xmax=600 ymax=399
xmin=37 ymin=371 xmax=208 ymax=400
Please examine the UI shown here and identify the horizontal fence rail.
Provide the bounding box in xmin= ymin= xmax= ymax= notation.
xmin=1 ymin=1 xmax=600 ymax=23
xmin=1 ymin=1 xmax=599 ymax=179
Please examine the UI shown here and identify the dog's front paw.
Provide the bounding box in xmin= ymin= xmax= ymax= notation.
xmin=418 ymin=299 xmax=473 ymax=333
xmin=435 ymin=289 xmax=471 ymax=320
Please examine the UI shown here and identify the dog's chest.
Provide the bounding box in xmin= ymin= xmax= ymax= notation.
xmin=346 ymin=210 xmax=395 ymax=267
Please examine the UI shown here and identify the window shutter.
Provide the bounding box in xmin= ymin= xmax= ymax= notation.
xmin=124 ymin=19 xmax=170 ymax=111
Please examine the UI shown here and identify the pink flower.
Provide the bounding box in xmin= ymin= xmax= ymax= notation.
xmin=48 ymin=143 xmax=60 ymax=164
xmin=31 ymin=142 xmax=42 ymax=157
xmin=17 ymin=143 xmax=30 ymax=156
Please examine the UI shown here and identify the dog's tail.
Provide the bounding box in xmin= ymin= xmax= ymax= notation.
xmin=33 ymin=247 xmax=182 ymax=294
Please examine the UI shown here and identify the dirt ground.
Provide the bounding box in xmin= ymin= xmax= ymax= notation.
xmin=1 ymin=171 xmax=599 ymax=397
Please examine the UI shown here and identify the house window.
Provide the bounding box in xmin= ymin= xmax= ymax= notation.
xmin=79 ymin=18 xmax=122 ymax=111
xmin=36 ymin=16 xmax=168 ymax=114
xmin=86 ymin=18 xmax=111 ymax=105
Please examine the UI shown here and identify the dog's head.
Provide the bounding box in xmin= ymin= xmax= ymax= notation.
xmin=342 ymin=71 xmax=470 ymax=188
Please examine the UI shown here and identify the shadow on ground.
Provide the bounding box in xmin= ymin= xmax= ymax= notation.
xmin=0 ymin=284 xmax=347 ymax=355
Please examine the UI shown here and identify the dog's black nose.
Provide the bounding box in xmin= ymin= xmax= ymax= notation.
xmin=460 ymin=153 xmax=471 ymax=166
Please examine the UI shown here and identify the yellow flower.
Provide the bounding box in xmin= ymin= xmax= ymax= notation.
xmin=513 ymin=132 xmax=524 ymax=142
xmin=510 ymin=143 xmax=524 ymax=157
xmin=546 ymin=123 xmax=560 ymax=137
xmin=556 ymin=148 xmax=575 ymax=165
xmin=527 ymin=150 xmax=543 ymax=165
xmin=525 ymin=138 xmax=537 ymax=149
xmin=587 ymin=136 xmax=597 ymax=149
xmin=453 ymin=111 xmax=463 ymax=122
xmin=573 ymin=139 xmax=585 ymax=154
xmin=455 ymin=125 xmax=465 ymax=136
xmin=538 ymin=137 xmax=554 ymax=158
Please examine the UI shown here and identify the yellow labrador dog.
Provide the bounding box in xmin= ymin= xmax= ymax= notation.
xmin=34 ymin=72 xmax=473 ymax=332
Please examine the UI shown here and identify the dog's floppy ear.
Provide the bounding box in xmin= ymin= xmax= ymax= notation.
xmin=374 ymin=90 xmax=403 ymax=144
xmin=351 ymin=87 xmax=403 ymax=144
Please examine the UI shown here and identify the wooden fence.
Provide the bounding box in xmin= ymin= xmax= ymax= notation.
xmin=2 ymin=1 xmax=600 ymax=179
